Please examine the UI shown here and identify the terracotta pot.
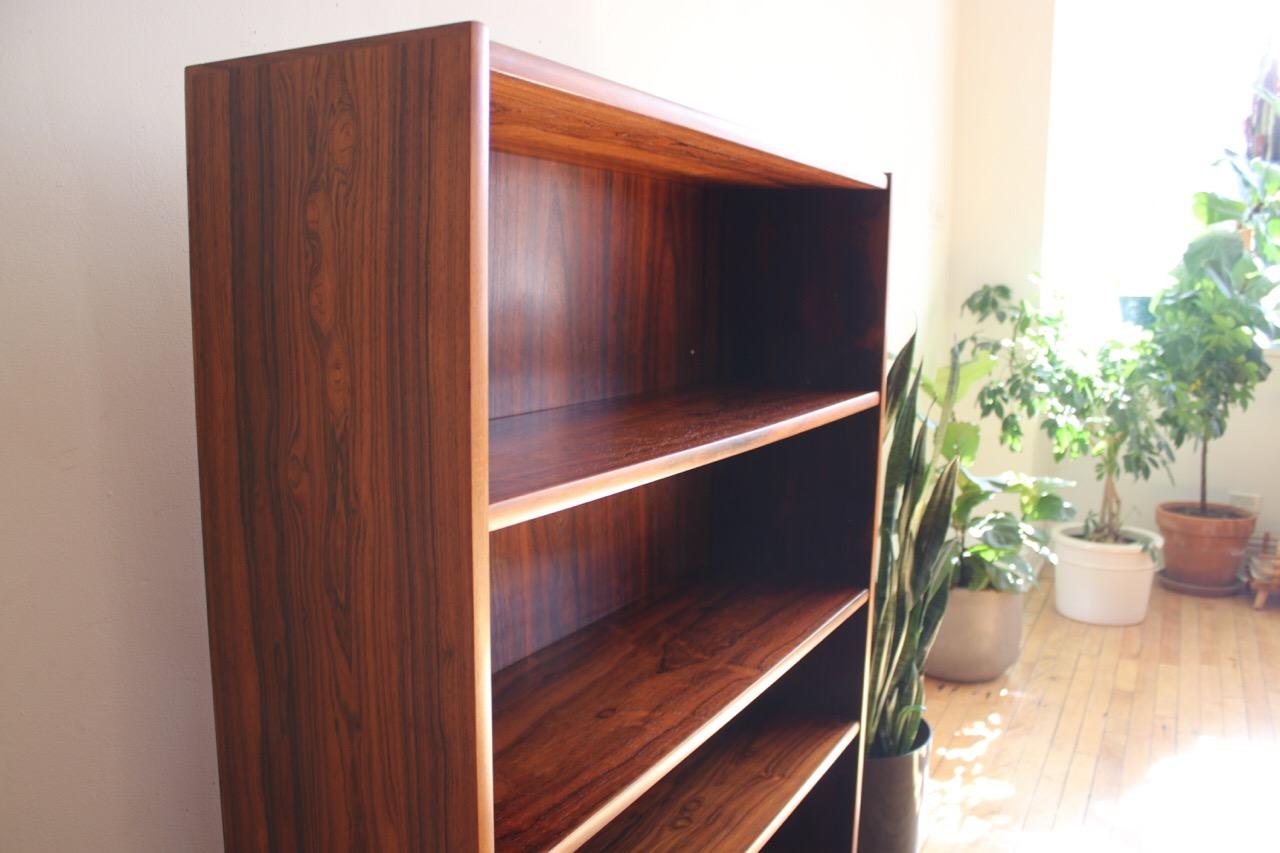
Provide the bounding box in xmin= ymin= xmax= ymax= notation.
xmin=859 ymin=721 xmax=931 ymax=853
xmin=1156 ymin=501 xmax=1256 ymax=590
xmin=924 ymin=588 xmax=1023 ymax=682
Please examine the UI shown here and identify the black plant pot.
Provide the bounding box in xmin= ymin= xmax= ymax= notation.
xmin=858 ymin=721 xmax=931 ymax=853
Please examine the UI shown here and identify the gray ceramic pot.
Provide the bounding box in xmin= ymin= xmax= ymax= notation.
xmin=924 ymin=588 xmax=1022 ymax=683
xmin=859 ymin=721 xmax=931 ymax=853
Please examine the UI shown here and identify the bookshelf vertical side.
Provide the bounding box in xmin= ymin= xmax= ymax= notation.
xmin=851 ymin=181 xmax=892 ymax=852
xmin=185 ymin=22 xmax=493 ymax=851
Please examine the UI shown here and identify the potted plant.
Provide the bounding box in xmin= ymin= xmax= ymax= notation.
xmin=915 ymin=345 xmax=1076 ymax=682
xmin=861 ymin=333 xmax=959 ymax=853
xmin=925 ymin=471 xmax=1073 ymax=682
xmin=1149 ymin=153 xmax=1279 ymax=592
xmin=963 ymin=285 xmax=1174 ymax=625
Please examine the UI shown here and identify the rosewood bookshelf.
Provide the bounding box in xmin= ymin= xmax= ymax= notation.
xmin=186 ymin=21 xmax=889 ymax=852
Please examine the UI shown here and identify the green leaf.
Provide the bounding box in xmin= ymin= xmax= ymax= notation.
xmin=941 ymin=421 xmax=980 ymax=465
xmin=925 ymin=352 xmax=999 ymax=404
xmin=978 ymin=514 xmax=1025 ymax=551
xmin=1182 ymin=230 xmax=1245 ymax=286
xmin=1023 ymin=492 xmax=1074 ymax=522
xmin=885 ymin=333 xmax=917 ymax=425
xmin=1192 ymin=191 xmax=1247 ymax=225
xmin=953 ymin=480 xmax=994 ymax=529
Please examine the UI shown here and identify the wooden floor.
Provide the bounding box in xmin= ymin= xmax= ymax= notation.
xmin=922 ymin=568 xmax=1280 ymax=852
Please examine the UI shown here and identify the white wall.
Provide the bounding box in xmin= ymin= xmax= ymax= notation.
xmin=944 ymin=0 xmax=1056 ymax=473
xmin=0 ymin=2 xmax=957 ymax=849
xmin=936 ymin=0 xmax=1280 ymax=536
xmin=1040 ymin=0 xmax=1280 ymax=537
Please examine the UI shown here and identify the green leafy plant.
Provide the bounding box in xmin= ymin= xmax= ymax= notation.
xmin=1149 ymin=170 xmax=1279 ymax=515
xmin=920 ymin=343 xmax=1076 ymax=591
xmin=961 ymin=284 xmax=1173 ymax=543
xmin=951 ymin=472 xmax=1074 ymax=591
xmin=867 ymin=333 xmax=960 ymax=758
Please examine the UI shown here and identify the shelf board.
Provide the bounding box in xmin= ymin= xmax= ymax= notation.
xmin=581 ymin=714 xmax=859 ymax=853
xmin=490 ymin=42 xmax=887 ymax=190
xmin=489 ymin=387 xmax=879 ymax=531
xmin=491 ymin=580 xmax=867 ymax=853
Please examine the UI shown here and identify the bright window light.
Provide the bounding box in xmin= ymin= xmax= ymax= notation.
xmin=1039 ymin=0 xmax=1280 ymax=352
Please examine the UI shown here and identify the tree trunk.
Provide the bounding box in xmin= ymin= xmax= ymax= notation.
xmin=1200 ymin=435 xmax=1209 ymax=516
xmin=1099 ymin=471 xmax=1122 ymax=541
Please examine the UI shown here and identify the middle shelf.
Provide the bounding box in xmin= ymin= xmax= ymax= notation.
xmin=488 ymin=385 xmax=880 ymax=530
xmin=491 ymin=578 xmax=868 ymax=852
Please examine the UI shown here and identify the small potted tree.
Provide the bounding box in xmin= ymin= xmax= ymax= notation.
xmin=917 ymin=343 xmax=1075 ymax=682
xmin=925 ymin=471 xmax=1073 ymax=681
xmin=1149 ymin=154 xmax=1279 ymax=591
xmin=963 ymin=285 xmax=1174 ymax=625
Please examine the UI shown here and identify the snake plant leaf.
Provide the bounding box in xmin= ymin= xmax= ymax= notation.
xmin=917 ymin=564 xmax=954 ymax=655
xmin=911 ymin=459 xmax=959 ymax=595
xmin=903 ymin=413 xmax=932 ymax=518
xmin=885 ymin=332 xmax=916 ymax=424
xmin=868 ymin=341 xmax=961 ymax=758
xmin=881 ymin=367 xmax=921 ymax=551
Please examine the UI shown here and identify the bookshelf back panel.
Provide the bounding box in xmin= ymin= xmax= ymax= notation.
xmin=489 ymin=152 xmax=720 ymax=419
xmin=488 ymin=410 xmax=878 ymax=672
xmin=712 ymin=416 xmax=880 ymax=590
xmin=716 ymin=186 xmax=890 ymax=392
xmin=489 ymin=468 xmax=713 ymax=671
xmin=489 ymin=153 xmax=890 ymax=424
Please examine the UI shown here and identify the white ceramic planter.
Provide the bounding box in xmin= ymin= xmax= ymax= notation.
xmin=924 ymin=588 xmax=1023 ymax=682
xmin=1051 ymin=524 xmax=1162 ymax=625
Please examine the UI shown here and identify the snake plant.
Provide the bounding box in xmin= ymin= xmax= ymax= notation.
xmin=867 ymin=333 xmax=960 ymax=758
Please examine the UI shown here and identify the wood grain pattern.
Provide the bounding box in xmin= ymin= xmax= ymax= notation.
xmin=763 ymin=737 xmax=859 ymax=853
xmin=711 ymin=416 xmax=880 ymax=589
xmin=581 ymin=712 xmax=859 ymax=852
xmin=492 ymin=581 xmax=868 ymax=852
xmin=488 ymin=152 xmax=718 ymax=419
xmin=717 ymin=186 xmax=890 ymax=392
xmin=186 ymin=22 xmax=492 ymax=852
xmin=190 ymin=22 xmax=891 ymax=851
xmin=489 ymin=470 xmax=712 ymax=671
xmin=490 ymin=43 xmax=885 ymax=189
xmin=489 ymin=387 xmax=879 ymax=530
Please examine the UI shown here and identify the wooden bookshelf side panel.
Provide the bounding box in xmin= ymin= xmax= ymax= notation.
xmin=186 ymin=22 xmax=492 ymax=852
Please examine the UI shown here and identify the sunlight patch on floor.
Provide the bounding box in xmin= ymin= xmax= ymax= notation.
xmin=925 ymin=733 xmax=1280 ymax=851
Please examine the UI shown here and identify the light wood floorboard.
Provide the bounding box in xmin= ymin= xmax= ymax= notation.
xmin=922 ymin=568 xmax=1280 ymax=851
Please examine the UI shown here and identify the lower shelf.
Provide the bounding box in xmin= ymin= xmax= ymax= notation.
xmin=581 ymin=712 xmax=860 ymax=852
xmin=491 ymin=580 xmax=866 ymax=852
